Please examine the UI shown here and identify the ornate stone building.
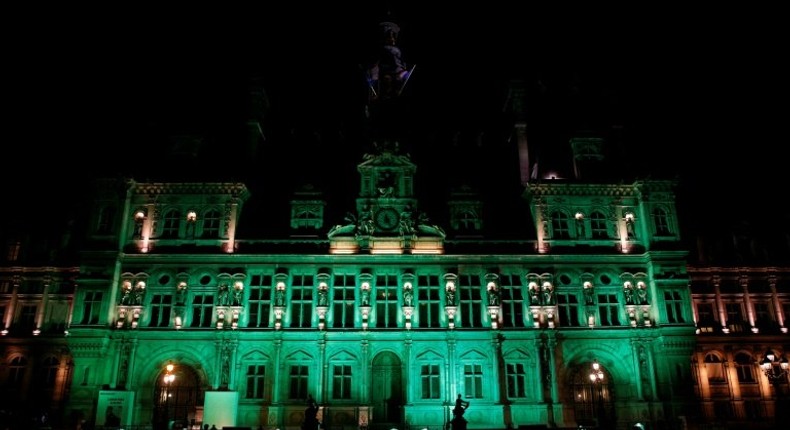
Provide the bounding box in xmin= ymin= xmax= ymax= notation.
xmin=1 ymin=16 xmax=787 ymax=430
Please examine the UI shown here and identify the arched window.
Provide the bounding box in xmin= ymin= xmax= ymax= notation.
xmin=9 ymin=356 xmax=28 ymax=388
xmin=704 ymin=353 xmax=726 ymax=384
xmin=40 ymin=356 xmax=60 ymax=388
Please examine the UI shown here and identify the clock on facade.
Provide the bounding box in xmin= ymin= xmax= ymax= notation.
xmin=374 ymin=207 xmax=400 ymax=230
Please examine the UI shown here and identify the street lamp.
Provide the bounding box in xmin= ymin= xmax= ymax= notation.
xmin=163 ymin=362 xmax=176 ymax=430
xmin=589 ymin=360 xmax=605 ymax=428
xmin=761 ymin=350 xmax=789 ymax=383
xmin=761 ymin=350 xmax=789 ymax=425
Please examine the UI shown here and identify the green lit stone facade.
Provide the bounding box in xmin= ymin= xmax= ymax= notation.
xmin=55 ymin=144 xmax=696 ymax=430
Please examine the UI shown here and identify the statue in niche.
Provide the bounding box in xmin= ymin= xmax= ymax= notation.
xmin=217 ymin=284 xmax=230 ymax=306
xmin=232 ymin=286 xmax=243 ymax=306
xmin=274 ymin=288 xmax=285 ymax=307
xmin=361 ymin=288 xmax=371 ymax=307
xmin=120 ymin=286 xmax=132 ymax=305
xmin=220 ymin=342 xmax=232 ymax=388
xmin=377 ymin=171 xmax=396 ymax=197
xmin=636 ymin=283 xmax=648 ymax=305
xmin=623 ymin=284 xmax=635 ymax=305
xmin=529 ymin=283 xmax=541 ymax=305
xmin=176 ymin=284 xmax=187 ymax=305
xmin=318 ymin=286 xmax=329 ymax=307
xmin=488 ymin=285 xmax=500 ymax=306
xmin=445 ymin=287 xmax=455 ymax=306
xmin=403 ymin=287 xmax=414 ymax=307
xmin=583 ymin=283 xmax=595 ymax=305
xmin=132 ymin=285 xmax=145 ymax=305
xmin=541 ymin=283 xmax=554 ymax=305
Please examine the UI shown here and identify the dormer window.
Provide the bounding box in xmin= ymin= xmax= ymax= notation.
xmin=551 ymin=211 xmax=571 ymax=239
xmin=161 ymin=209 xmax=181 ymax=238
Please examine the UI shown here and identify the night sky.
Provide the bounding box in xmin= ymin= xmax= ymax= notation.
xmin=2 ymin=4 xmax=786 ymax=236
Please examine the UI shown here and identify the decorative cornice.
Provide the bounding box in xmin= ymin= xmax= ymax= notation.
xmin=132 ymin=182 xmax=250 ymax=200
xmin=525 ymin=180 xmax=677 ymax=198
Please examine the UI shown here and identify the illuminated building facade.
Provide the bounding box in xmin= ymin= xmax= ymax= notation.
xmin=2 ymin=18 xmax=787 ymax=430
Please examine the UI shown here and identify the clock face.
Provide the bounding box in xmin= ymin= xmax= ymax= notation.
xmin=375 ymin=207 xmax=400 ymax=231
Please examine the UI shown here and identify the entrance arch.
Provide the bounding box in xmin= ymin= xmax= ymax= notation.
xmin=370 ymin=352 xmax=403 ymax=425
xmin=569 ymin=361 xmax=616 ymax=429
xmin=153 ymin=363 xmax=204 ymax=430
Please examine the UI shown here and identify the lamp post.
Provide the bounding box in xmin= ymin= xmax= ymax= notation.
xmin=589 ymin=360 xmax=605 ymax=429
xmin=760 ymin=350 xmax=789 ymax=426
xmin=163 ymin=362 xmax=176 ymax=430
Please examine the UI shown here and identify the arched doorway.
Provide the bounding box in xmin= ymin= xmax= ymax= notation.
xmin=153 ymin=362 xmax=204 ymax=430
xmin=570 ymin=361 xmax=615 ymax=429
xmin=370 ymin=352 xmax=403 ymax=427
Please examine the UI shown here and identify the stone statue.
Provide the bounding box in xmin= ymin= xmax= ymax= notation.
xmin=452 ymin=394 xmax=470 ymax=430
xmin=488 ymin=286 xmax=500 ymax=306
xmin=403 ymin=287 xmax=414 ymax=307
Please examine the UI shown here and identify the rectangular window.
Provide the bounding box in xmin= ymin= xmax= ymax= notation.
xmin=458 ymin=275 xmax=483 ymax=328
xmin=590 ymin=212 xmax=608 ymax=239
xmin=80 ymin=291 xmax=103 ymax=324
xmin=557 ymin=293 xmax=581 ymax=327
xmin=332 ymin=365 xmax=353 ymax=400
xmin=202 ymin=210 xmax=221 ymax=238
xmin=597 ymin=294 xmax=620 ymax=326
xmin=736 ymin=363 xmax=755 ymax=383
xmin=505 ymin=363 xmax=526 ymax=398
xmin=725 ymin=303 xmax=744 ymax=332
xmin=696 ymin=302 xmax=717 ymax=332
xmin=0 ymin=281 xmax=11 ymax=293
xmin=248 ymin=275 xmax=273 ymax=328
xmin=162 ymin=211 xmax=181 ymax=238
xmin=190 ymin=294 xmax=214 ymax=328
xmin=375 ymin=274 xmax=398 ymax=328
xmin=420 ymin=364 xmax=440 ymax=399
xmin=289 ymin=365 xmax=309 ymax=400
xmin=149 ymin=294 xmax=173 ymax=327
xmin=744 ymin=400 xmax=763 ymax=419
xmin=463 ymin=364 xmax=483 ymax=399
xmin=290 ymin=275 xmax=314 ymax=328
xmin=19 ymin=305 xmax=37 ymax=329
xmin=418 ymin=275 xmax=441 ymax=328
xmin=654 ymin=209 xmax=671 ymax=235
xmin=551 ymin=212 xmax=570 ymax=239
xmin=664 ymin=291 xmax=685 ymax=323
xmin=6 ymin=241 xmax=21 ymax=262
xmin=43 ymin=357 xmax=60 ymax=388
xmin=245 ymin=364 xmax=266 ymax=399
xmin=753 ymin=302 xmax=774 ymax=330
xmin=332 ymin=274 xmax=356 ymax=328
xmin=499 ymin=274 xmax=525 ymax=328
xmin=96 ymin=206 xmax=116 ymax=234
xmin=712 ymin=401 xmax=732 ymax=419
